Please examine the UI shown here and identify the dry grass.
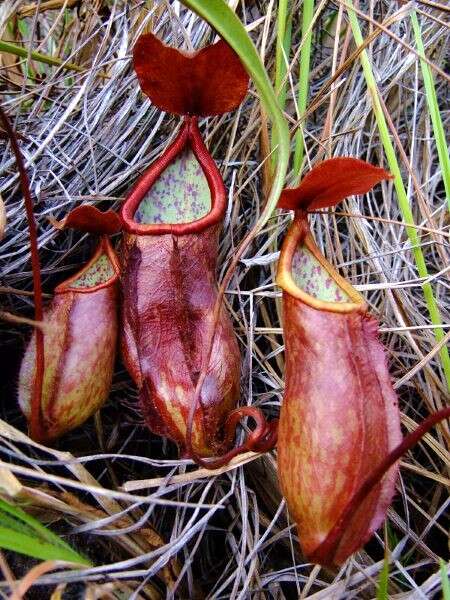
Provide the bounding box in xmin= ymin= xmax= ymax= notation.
xmin=0 ymin=0 xmax=449 ymax=598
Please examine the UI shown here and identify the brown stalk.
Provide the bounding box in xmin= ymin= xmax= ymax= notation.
xmin=0 ymin=106 xmax=45 ymax=441
xmin=18 ymin=0 xmax=79 ymax=18
xmin=415 ymin=0 xmax=450 ymax=12
xmin=0 ymin=310 xmax=48 ymax=331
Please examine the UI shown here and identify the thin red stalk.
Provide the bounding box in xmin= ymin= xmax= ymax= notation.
xmin=310 ymin=407 xmax=450 ymax=565
xmin=0 ymin=106 xmax=45 ymax=441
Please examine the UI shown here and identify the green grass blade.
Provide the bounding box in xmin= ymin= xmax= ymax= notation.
xmin=293 ymin=0 xmax=314 ymax=180
xmin=376 ymin=554 xmax=389 ymax=599
xmin=0 ymin=40 xmax=84 ymax=73
xmin=179 ymin=0 xmax=290 ymax=229
xmin=283 ymin=13 xmax=293 ymax=94
xmin=275 ymin=0 xmax=290 ymax=109
xmin=0 ymin=528 xmax=85 ymax=564
xmin=410 ymin=10 xmax=450 ymax=211
xmin=441 ymin=560 xmax=450 ymax=600
xmin=346 ymin=1 xmax=450 ymax=390
xmin=0 ymin=498 xmax=91 ymax=566
xmin=272 ymin=0 xmax=292 ymax=166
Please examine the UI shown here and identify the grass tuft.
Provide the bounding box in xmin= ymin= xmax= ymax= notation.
xmin=347 ymin=0 xmax=450 ymax=390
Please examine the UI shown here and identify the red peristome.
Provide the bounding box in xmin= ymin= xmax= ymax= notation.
xmin=18 ymin=237 xmax=120 ymax=442
xmin=51 ymin=205 xmax=122 ymax=235
xmin=121 ymin=117 xmax=225 ymax=236
xmin=120 ymin=117 xmax=241 ymax=457
xmin=276 ymin=206 xmax=401 ymax=566
xmin=133 ymin=33 xmax=249 ymax=117
xmin=277 ymin=157 xmax=392 ymax=211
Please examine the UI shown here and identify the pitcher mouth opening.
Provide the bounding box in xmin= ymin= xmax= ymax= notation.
xmin=276 ymin=217 xmax=366 ymax=314
xmin=55 ymin=236 xmax=120 ymax=294
xmin=120 ymin=116 xmax=226 ymax=236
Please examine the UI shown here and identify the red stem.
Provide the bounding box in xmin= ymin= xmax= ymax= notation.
xmin=309 ymin=407 xmax=450 ymax=565
xmin=0 ymin=106 xmax=45 ymax=441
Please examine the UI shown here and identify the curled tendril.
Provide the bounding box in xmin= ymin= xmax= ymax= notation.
xmin=186 ymin=406 xmax=278 ymax=470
